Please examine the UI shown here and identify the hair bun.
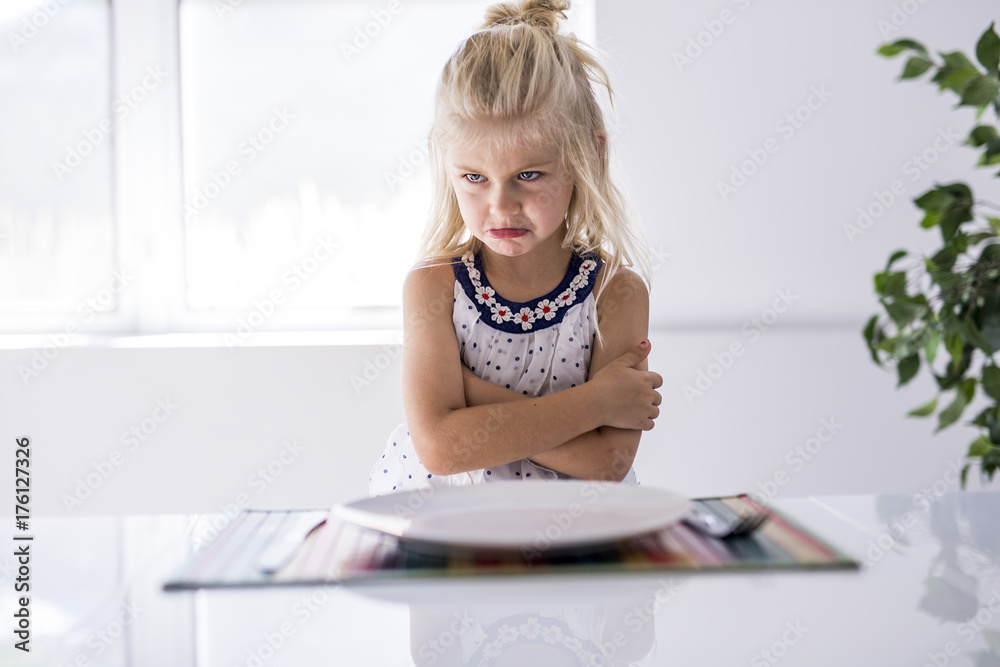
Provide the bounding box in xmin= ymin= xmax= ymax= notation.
xmin=481 ymin=0 xmax=570 ymax=32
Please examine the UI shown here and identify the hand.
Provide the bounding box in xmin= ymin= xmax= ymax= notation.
xmin=588 ymin=340 xmax=663 ymax=430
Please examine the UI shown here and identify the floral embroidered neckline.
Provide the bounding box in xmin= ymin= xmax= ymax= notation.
xmin=453 ymin=250 xmax=601 ymax=333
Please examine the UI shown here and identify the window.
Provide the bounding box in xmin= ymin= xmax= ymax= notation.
xmin=0 ymin=0 xmax=596 ymax=338
xmin=0 ymin=0 xmax=115 ymax=314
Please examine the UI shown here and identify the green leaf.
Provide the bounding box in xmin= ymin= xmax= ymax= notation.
xmin=976 ymin=22 xmax=1000 ymax=73
xmin=959 ymin=75 xmax=1000 ymax=107
xmin=863 ymin=315 xmax=882 ymax=365
xmin=972 ymin=406 xmax=992 ymax=427
xmin=885 ymin=294 xmax=925 ymax=327
xmin=924 ymin=328 xmax=941 ymax=364
xmin=961 ymin=376 xmax=976 ymax=401
xmin=886 ymin=249 xmax=908 ymax=270
xmin=964 ymin=311 xmax=994 ymax=354
xmin=960 ymin=463 xmax=970 ymax=488
xmin=967 ymin=232 xmax=995 ymax=246
xmin=938 ymin=210 xmax=966 ymax=243
xmin=989 ymin=217 xmax=1000 ymax=235
xmin=937 ymin=386 xmax=970 ymax=431
xmin=908 ymin=396 xmax=938 ymax=417
xmin=946 ymin=331 xmax=964 ymax=364
xmin=939 ymin=66 xmax=982 ymax=93
xmin=985 ymin=405 xmax=1000 ymax=442
xmin=978 ymin=308 xmax=1000 ymax=353
xmin=920 ymin=209 xmax=943 ymax=229
xmin=897 ymin=354 xmax=920 ymax=386
xmin=981 ymin=139 xmax=1000 ymax=166
xmin=979 ymin=242 xmax=1000 ymax=264
xmin=875 ymin=271 xmax=907 ymax=298
xmin=878 ymin=39 xmax=928 ymax=58
xmin=936 ymin=344 xmax=972 ymax=391
xmin=940 ymin=51 xmax=978 ymax=72
xmin=983 ymin=365 xmax=1000 ymax=400
xmin=914 ymin=189 xmax=955 ymax=212
xmin=929 ymin=246 xmax=958 ymax=271
xmin=969 ymin=435 xmax=993 ymax=457
xmin=983 ymin=447 xmax=1000 ymax=478
xmin=938 ymin=182 xmax=973 ymax=200
xmin=901 ymin=55 xmax=933 ymax=79
xmin=966 ymin=125 xmax=999 ymax=147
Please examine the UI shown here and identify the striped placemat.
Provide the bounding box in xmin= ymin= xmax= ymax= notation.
xmin=163 ymin=495 xmax=857 ymax=590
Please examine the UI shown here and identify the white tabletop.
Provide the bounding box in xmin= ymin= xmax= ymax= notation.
xmin=14 ymin=491 xmax=1000 ymax=666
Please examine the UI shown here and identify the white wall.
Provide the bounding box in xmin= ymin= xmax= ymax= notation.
xmin=8 ymin=0 xmax=1000 ymax=516
xmin=3 ymin=326 xmax=991 ymax=518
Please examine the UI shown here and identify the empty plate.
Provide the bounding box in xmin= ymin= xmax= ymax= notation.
xmin=333 ymin=481 xmax=690 ymax=549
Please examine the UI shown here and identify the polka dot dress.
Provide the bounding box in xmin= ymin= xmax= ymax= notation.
xmin=369 ymin=249 xmax=639 ymax=497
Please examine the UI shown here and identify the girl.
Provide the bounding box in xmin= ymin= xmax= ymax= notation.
xmin=369 ymin=0 xmax=662 ymax=497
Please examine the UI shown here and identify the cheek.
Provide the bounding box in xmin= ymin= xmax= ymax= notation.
xmin=453 ymin=190 xmax=481 ymax=223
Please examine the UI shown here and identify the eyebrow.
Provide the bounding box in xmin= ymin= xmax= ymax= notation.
xmin=452 ymin=161 xmax=558 ymax=173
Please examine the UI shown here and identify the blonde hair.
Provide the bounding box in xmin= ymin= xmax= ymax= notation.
xmin=419 ymin=0 xmax=649 ymax=301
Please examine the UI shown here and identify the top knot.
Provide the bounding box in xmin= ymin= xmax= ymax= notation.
xmin=481 ymin=0 xmax=570 ymax=32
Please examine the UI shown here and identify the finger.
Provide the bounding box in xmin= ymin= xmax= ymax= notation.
xmin=649 ymin=371 xmax=663 ymax=389
xmin=652 ymin=392 xmax=662 ymax=406
xmin=617 ymin=340 xmax=651 ymax=369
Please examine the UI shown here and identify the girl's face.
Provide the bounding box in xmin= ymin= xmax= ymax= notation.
xmin=446 ymin=135 xmax=574 ymax=260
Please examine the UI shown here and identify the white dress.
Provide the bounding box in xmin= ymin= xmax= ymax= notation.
xmin=369 ymin=249 xmax=639 ymax=497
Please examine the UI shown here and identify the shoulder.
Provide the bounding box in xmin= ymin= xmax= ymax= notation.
xmin=594 ymin=264 xmax=649 ymax=314
xmin=403 ymin=260 xmax=459 ymax=303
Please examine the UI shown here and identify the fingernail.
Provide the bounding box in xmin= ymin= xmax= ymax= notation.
xmin=640 ymin=340 xmax=649 ymax=348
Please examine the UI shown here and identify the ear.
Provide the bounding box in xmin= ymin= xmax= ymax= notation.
xmin=593 ymin=129 xmax=607 ymax=160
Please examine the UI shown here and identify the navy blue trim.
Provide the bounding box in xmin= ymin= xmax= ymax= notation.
xmin=452 ymin=249 xmax=602 ymax=334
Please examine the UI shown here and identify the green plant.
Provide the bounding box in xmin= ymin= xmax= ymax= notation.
xmin=864 ymin=23 xmax=1000 ymax=486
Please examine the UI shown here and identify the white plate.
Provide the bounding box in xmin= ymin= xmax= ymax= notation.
xmin=333 ymin=481 xmax=690 ymax=549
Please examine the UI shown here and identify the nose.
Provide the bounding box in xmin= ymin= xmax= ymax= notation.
xmin=489 ymin=183 xmax=520 ymax=217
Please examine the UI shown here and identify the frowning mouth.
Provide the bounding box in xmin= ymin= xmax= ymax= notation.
xmin=487 ymin=228 xmax=528 ymax=238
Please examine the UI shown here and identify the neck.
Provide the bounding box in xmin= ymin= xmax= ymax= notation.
xmin=480 ymin=230 xmax=573 ymax=301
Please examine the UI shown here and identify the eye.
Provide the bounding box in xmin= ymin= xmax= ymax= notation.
xmin=519 ymin=171 xmax=541 ymax=181
xmin=464 ymin=174 xmax=485 ymax=183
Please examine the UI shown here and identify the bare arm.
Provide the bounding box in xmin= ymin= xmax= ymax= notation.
xmin=460 ymin=268 xmax=655 ymax=481
xmin=401 ymin=263 xmax=660 ymax=476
